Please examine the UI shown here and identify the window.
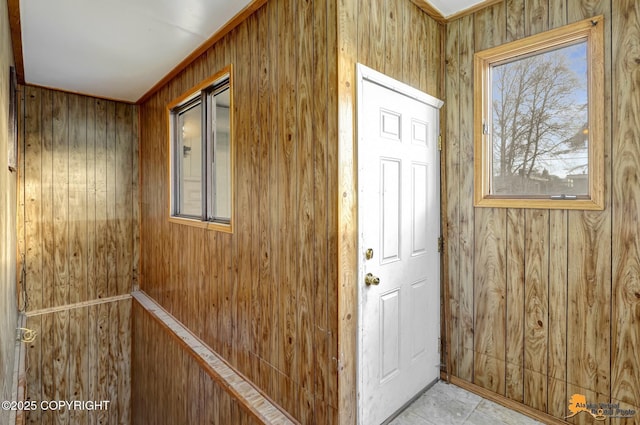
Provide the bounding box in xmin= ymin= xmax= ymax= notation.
xmin=474 ymin=16 xmax=604 ymax=210
xmin=168 ymin=65 xmax=233 ymax=231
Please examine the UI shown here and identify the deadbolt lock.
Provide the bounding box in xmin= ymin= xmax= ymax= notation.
xmin=365 ymin=248 xmax=374 ymax=260
xmin=365 ymin=273 xmax=380 ymax=286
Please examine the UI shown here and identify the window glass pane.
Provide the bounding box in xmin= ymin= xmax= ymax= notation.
xmin=212 ymin=87 xmax=231 ymax=221
xmin=490 ymin=41 xmax=588 ymax=196
xmin=178 ymin=102 xmax=202 ymax=216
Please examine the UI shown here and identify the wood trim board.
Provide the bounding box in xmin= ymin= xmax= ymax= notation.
xmin=132 ymin=290 xmax=299 ymax=425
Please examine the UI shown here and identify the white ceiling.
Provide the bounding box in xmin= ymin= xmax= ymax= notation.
xmin=18 ymin=0 xmax=481 ymax=103
xmin=425 ymin=0 xmax=486 ymax=17
xmin=20 ymin=0 xmax=253 ymax=102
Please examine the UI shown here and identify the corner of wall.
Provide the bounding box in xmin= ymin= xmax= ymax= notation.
xmin=0 ymin=0 xmax=18 ymax=420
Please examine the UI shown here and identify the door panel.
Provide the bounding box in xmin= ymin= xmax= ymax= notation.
xmin=358 ymin=67 xmax=442 ymax=425
xmin=410 ymin=280 xmax=428 ymax=360
xmin=412 ymin=163 xmax=429 ymax=255
xmin=381 ymin=159 xmax=401 ymax=263
xmin=380 ymin=290 xmax=400 ymax=381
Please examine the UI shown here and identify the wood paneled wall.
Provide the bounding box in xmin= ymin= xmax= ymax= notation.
xmin=137 ymin=0 xmax=442 ymax=423
xmin=132 ymin=300 xmax=265 ymax=425
xmin=139 ymin=0 xmax=338 ymax=422
xmin=444 ymin=1 xmax=640 ymax=423
xmin=23 ymin=299 xmax=131 ymax=425
xmin=354 ymin=0 xmax=441 ymax=97
xmin=0 ymin=0 xmax=18 ymax=421
xmin=17 ymin=85 xmax=138 ymax=424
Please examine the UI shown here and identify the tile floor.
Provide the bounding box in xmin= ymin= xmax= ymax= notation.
xmin=388 ymin=381 xmax=544 ymax=425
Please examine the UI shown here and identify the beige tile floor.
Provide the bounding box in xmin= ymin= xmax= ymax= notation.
xmin=388 ymin=381 xmax=544 ymax=425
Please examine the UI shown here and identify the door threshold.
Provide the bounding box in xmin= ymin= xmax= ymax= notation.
xmin=381 ymin=378 xmax=439 ymax=425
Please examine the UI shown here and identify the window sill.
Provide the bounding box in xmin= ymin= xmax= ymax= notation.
xmin=168 ymin=216 xmax=233 ymax=233
xmin=474 ymin=196 xmax=604 ymax=211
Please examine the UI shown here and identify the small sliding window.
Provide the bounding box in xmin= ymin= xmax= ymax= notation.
xmin=168 ymin=65 xmax=233 ymax=232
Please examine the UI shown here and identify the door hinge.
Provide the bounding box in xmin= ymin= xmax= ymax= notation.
xmin=438 ymin=134 xmax=442 ymax=151
xmin=437 ymin=236 xmax=444 ymax=253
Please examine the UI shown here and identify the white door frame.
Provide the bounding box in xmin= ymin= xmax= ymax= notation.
xmin=355 ymin=63 xmax=444 ymax=424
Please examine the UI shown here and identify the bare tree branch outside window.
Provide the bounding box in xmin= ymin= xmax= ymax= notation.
xmin=490 ymin=42 xmax=589 ymax=196
xmin=474 ymin=16 xmax=604 ymax=210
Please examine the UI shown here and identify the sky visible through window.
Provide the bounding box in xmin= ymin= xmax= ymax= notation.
xmin=490 ymin=40 xmax=588 ymax=195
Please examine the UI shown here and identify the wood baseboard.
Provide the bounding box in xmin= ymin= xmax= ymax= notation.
xmin=440 ymin=373 xmax=570 ymax=425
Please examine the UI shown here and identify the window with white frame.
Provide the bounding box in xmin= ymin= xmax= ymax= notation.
xmin=169 ymin=66 xmax=233 ymax=231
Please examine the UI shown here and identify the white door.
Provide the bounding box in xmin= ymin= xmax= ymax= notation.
xmin=357 ymin=64 xmax=443 ymax=425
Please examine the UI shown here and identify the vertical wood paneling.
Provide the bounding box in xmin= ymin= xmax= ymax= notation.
xmin=116 ymin=103 xmax=133 ymax=297
xmin=473 ymin=13 xmax=508 ymax=393
xmin=457 ymin=12 xmax=476 ymax=382
xmin=296 ymin=0 xmax=315 ymax=421
xmin=384 ymin=0 xmax=403 ymax=79
xmin=276 ymin=0 xmax=298 ymax=390
xmin=444 ymin=20 xmax=461 ymax=378
xmin=473 ymin=207 xmax=507 ymax=394
xmin=41 ymin=91 xmax=54 ymax=314
xmin=369 ymin=0 xmax=385 ymax=72
xmin=95 ymin=302 xmax=109 ymax=425
xmin=523 ymin=210 xmax=549 ymax=411
xmin=68 ymin=94 xmax=87 ymax=306
xmin=52 ymin=91 xmax=69 ymax=308
xmin=24 ymin=315 xmax=41 ymax=425
xmin=105 ymin=101 xmax=118 ymax=298
xmin=131 ymin=302 xmax=263 ymax=425
xmin=548 ymin=0 xmax=567 ymax=29
xmin=611 ymin=0 xmax=640 ymax=419
xmin=507 ymin=2 xmax=529 ymax=404
xmin=325 ymin=0 xmax=339 ymax=411
xmin=68 ymin=306 xmax=88 ymax=424
xmin=24 ymin=300 xmax=131 ymax=425
xmin=95 ymin=99 xmax=108 ymax=300
xmin=234 ymin=16 xmax=252 ymax=382
xmin=404 ymin=4 xmax=422 ymax=88
xmin=335 ymin=0 xmax=443 ymax=421
xmin=505 ymin=209 xmax=524 ymax=402
xmin=506 ymin=0 xmax=525 ymax=41
xmin=312 ymin=0 xmax=330 ymax=408
xmin=444 ymin=1 xmax=636 ymax=424
xmin=526 ymin=0 xmax=549 ymax=35
xmin=256 ymin=3 xmax=274 ymax=370
xmin=566 ymin=211 xmax=612 ymax=424
xmin=425 ymin=17 xmax=440 ymax=96
xmin=136 ymin=0 xmax=349 ymax=422
xmin=24 ymin=86 xmax=43 ymax=312
xmin=566 ymin=4 xmax=612 ymax=425
xmin=19 ymin=86 xmax=137 ymax=425
xmin=356 ymin=0 xmax=371 ymax=66
xmin=546 ymin=6 xmax=569 ymax=418
xmin=548 ymin=210 xmax=568 ymax=418
xmin=248 ymin=11 xmax=261 ymax=386
xmin=52 ymin=90 xmax=71 ymax=425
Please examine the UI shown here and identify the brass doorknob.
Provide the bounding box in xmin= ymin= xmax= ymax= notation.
xmin=365 ymin=273 xmax=380 ymax=286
